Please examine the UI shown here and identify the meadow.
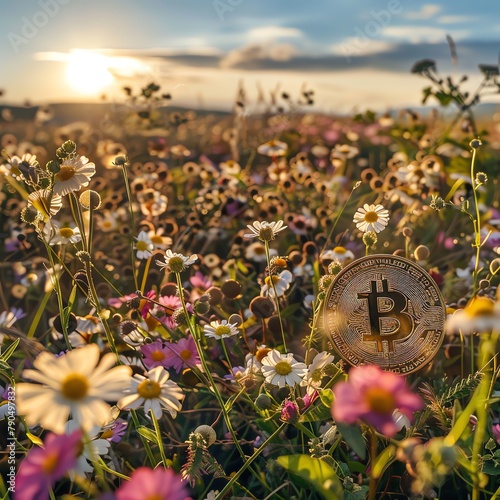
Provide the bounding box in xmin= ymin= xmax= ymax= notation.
xmin=1 ymin=60 xmax=500 ymax=499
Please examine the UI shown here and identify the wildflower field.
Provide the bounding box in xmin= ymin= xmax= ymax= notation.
xmin=1 ymin=60 xmax=500 ymax=500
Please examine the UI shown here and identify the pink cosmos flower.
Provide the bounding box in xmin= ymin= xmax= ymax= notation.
xmin=141 ymin=340 xmax=172 ymax=369
xmin=163 ymin=336 xmax=200 ymax=373
xmin=15 ymin=430 xmax=82 ymax=500
xmin=331 ymin=365 xmax=424 ymax=437
xmin=116 ymin=466 xmax=190 ymax=500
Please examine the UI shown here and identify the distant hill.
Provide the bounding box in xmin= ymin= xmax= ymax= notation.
xmin=0 ymin=100 xmax=498 ymax=126
xmin=0 ymin=102 xmax=229 ymax=126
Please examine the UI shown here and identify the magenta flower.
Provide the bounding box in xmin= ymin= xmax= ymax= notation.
xmin=15 ymin=430 xmax=82 ymax=500
xmin=116 ymin=466 xmax=190 ymax=500
xmin=141 ymin=340 xmax=172 ymax=369
xmin=331 ymin=365 xmax=424 ymax=437
xmin=164 ymin=336 xmax=200 ymax=373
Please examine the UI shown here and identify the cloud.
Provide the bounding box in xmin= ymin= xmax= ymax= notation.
xmin=247 ymin=26 xmax=304 ymax=41
xmin=403 ymin=4 xmax=441 ymax=20
xmin=330 ymin=39 xmax=393 ymax=57
xmin=220 ymin=43 xmax=298 ymax=69
xmin=382 ymin=26 xmax=469 ymax=43
xmin=437 ymin=15 xmax=473 ymax=24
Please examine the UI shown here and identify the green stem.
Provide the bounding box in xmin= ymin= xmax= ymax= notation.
xmin=174 ymin=273 xmax=246 ymax=460
xmin=140 ymin=257 xmax=152 ymax=294
xmin=150 ymin=410 xmax=169 ymax=467
xmin=264 ymin=241 xmax=287 ymax=351
xmin=215 ymin=423 xmax=286 ymax=500
xmin=121 ymin=162 xmax=139 ymax=291
xmin=470 ymin=145 xmax=482 ymax=297
xmin=130 ymin=409 xmax=156 ymax=467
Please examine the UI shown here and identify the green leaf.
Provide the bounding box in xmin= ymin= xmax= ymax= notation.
xmin=344 ymin=485 xmax=370 ymax=500
xmin=319 ymin=389 xmax=334 ymax=407
xmin=27 ymin=432 xmax=44 ymax=447
xmin=336 ymin=422 xmax=366 ymax=460
xmin=300 ymin=404 xmax=331 ymax=422
xmin=277 ymin=454 xmax=343 ymax=499
xmin=372 ymin=444 xmax=396 ymax=479
xmin=434 ymin=91 xmax=453 ymax=106
xmin=0 ymin=339 xmax=20 ymax=362
xmin=137 ymin=426 xmax=159 ymax=444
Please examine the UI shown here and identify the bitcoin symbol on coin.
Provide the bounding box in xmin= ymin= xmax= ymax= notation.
xmin=323 ymin=255 xmax=445 ymax=374
xmin=357 ymin=278 xmax=413 ymax=353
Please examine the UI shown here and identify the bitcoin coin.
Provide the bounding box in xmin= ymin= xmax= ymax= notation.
xmin=323 ymin=254 xmax=445 ymax=374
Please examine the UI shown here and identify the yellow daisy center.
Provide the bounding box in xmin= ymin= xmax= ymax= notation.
xmin=59 ymin=227 xmax=75 ymax=239
xmin=151 ymin=235 xmax=163 ymax=245
xmin=333 ymin=246 xmax=346 ymax=254
xmin=364 ymin=387 xmax=396 ymax=414
xmin=254 ymin=245 xmax=266 ymax=255
xmin=179 ymin=349 xmax=192 ymax=361
xmin=145 ymin=495 xmax=163 ymax=500
xmin=274 ymin=360 xmax=292 ymax=376
xmin=259 ymin=226 xmax=275 ymax=241
xmin=214 ymin=325 xmax=231 ymax=337
xmin=167 ymin=256 xmax=185 ymax=273
xmin=61 ymin=373 xmax=89 ymax=401
xmin=137 ymin=379 xmax=162 ymax=399
xmin=136 ymin=240 xmax=148 ymax=251
xmin=364 ymin=211 xmax=379 ymax=223
xmin=56 ymin=165 xmax=76 ymax=182
xmin=465 ymin=297 xmax=495 ymax=317
xmin=41 ymin=452 xmax=60 ymax=474
xmin=274 ymin=258 xmax=287 ymax=267
xmin=151 ymin=350 xmax=165 ymax=362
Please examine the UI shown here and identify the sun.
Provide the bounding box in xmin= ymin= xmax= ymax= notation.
xmin=66 ymin=51 xmax=114 ymax=95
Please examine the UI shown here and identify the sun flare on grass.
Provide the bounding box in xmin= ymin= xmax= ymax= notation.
xmin=66 ymin=50 xmax=114 ymax=95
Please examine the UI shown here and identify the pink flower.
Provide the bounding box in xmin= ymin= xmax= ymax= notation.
xmin=116 ymin=466 xmax=190 ymax=500
xmin=141 ymin=340 xmax=173 ymax=369
xmin=331 ymin=365 xmax=424 ymax=437
xmin=163 ymin=336 xmax=200 ymax=373
xmin=189 ymin=271 xmax=213 ymax=290
xmin=281 ymin=400 xmax=299 ymax=423
xmin=492 ymin=423 xmax=500 ymax=444
xmin=15 ymin=430 xmax=82 ymax=500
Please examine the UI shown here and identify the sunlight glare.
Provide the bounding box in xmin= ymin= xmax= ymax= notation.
xmin=66 ymin=51 xmax=114 ymax=95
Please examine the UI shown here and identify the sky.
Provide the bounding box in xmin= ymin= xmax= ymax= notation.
xmin=1 ymin=0 xmax=499 ymax=113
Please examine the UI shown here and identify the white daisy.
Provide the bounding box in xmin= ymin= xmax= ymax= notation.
xmin=257 ymin=139 xmax=288 ymax=157
xmin=353 ymin=203 xmax=390 ymax=233
xmin=203 ymin=319 xmax=239 ymax=340
xmin=261 ymin=270 xmax=293 ymax=298
xmin=244 ymin=220 xmax=287 ymax=242
xmin=261 ymin=350 xmax=307 ymax=388
xmin=16 ymin=344 xmax=132 ymax=433
xmin=43 ymin=221 xmax=82 ymax=246
xmin=156 ymin=249 xmax=198 ymax=273
xmin=134 ymin=230 xmax=154 ymax=260
xmin=53 ymin=155 xmax=96 ymax=196
xmin=300 ymin=351 xmax=335 ymax=394
xmin=446 ymin=297 xmax=500 ymax=335
xmin=117 ymin=366 xmax=184 ymax=419
xmin=320 ymin=246 xmax=355 ymax=265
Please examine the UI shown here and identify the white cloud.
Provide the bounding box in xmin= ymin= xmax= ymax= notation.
xmin=404 ymin=4 xmax=441 ymax=20
xmin=220 ymin=43 xmax=297 ymax=68
xmin=382 ymin=26 xmax=468 ymax=43
xmin=437 ymin=15 xmax=472 ymax=24
xmin=247 ymin=26 xmax=303 ymax=41
xmin=330 ymin=39 xmax=393 ymax=57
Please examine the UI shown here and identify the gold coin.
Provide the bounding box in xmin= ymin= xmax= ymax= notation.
xmin=323 ymin=254 xmax=445 ymax=374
